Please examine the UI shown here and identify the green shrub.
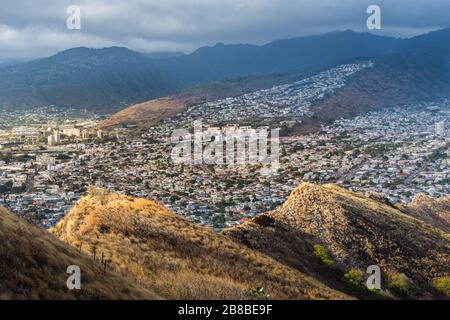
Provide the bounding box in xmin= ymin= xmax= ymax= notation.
xmin=432 ymin=277 xmax=450 ymax=297
xmin=386 ymin=273 xmax=414 ymax=296
xmin=393 ymin=202 xmax=406 ymax=211
xmin=244 ymin=287 xmax=270 ymax=300
xmin=313 ymin=244 xmax=334 ymax=267
xmin=344 ymin=268 xmax=365 ymax=288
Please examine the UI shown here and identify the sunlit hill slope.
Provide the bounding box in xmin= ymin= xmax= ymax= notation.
xmin=225 ymin=183 xmax=450 ymax=299
xmin=0 ymin=205 xmax=158 ymax=299
xmin=50 ymin=189 xmax=348 ymax=300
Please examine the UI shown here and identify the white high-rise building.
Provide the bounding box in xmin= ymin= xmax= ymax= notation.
xmin=435 ymin=121 xmax=446 ymax=137
xmin=53 ymin=130 xmax=61 ymax=144
xmin=47 ymin=130 xmax=61 ymax=145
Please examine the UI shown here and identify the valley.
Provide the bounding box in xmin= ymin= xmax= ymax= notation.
xmin=0 ymin=60 xmax=448 ymax=232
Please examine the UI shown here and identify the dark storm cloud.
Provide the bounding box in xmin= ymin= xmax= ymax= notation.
xmin=0 ymin=0 xmax=449 ymax=60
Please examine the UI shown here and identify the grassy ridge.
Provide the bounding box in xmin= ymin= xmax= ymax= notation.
xmin=50 ymin=189 xmax=348 ymax=300
xmin=0 ymin=205 xmax=158 ymax=300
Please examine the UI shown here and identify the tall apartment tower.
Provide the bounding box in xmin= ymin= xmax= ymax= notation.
xmin=48 ymin=130 xmax=61 ymax=145
xmin=53 ymin=130 xmax=61 ymax=144
xmin=435 ymin=121 xmax=446 ymax=137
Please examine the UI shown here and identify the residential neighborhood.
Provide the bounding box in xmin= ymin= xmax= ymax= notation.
xmin=0 ymin=63 xmax=448 ymax=231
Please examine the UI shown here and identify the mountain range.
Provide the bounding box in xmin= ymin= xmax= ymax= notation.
xmin=2 ymin=29 xmax=450 ymax=112
xmin=1 ymin=183 xmax=449 ymax=299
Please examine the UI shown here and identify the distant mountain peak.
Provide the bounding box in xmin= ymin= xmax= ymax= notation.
xmin=52 ymin=46 xmax=141 ymax=59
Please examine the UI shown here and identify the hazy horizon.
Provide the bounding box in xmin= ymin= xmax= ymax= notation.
xmin=1 ymin=0 xmax=449 ymax=61
xmin=2 ymin=27 xmax=448 ymax=64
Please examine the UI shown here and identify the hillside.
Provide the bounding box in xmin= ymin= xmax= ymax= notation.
xmin=406 ymin=194 xmax=450 ymax=233
xmin=99 ymin=97 xmax=187 ymax=129
xmin=102 ymin=52 xmax=450 ymax=132
xmin=273 ymin=52 xmax=450 ymax=135
xmin=2 ymin=184 xmax=449 ymax=300
xmin=156 ymin=30 xmax=402 ymax=87
xmin=309 ymin=53 xmax=450 ymax=123
xmin=224 ymin=183 xmax=450 ymax=299
xmin=0 ymin=47 xmax=177 ymax=111
xmin=101 ymin=29 xmax=450 ymax=132
xmin=98 ymin=66 xmax=326 ymax=129
xmin=50 ymin=189 xmax=348 ymax=300
xmin=0 ymin=205 xmax=158 ymax=300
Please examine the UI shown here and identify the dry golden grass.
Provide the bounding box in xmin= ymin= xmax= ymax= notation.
xmin=406 ymin=193 xmax=450 ymax=233
xmin=98 ymin=97 xmax=186 ymax=129
xmin=50 ymin=189 xmax=349 ymax=300
xmin=0 ymin=205 xmax=158 ymax=300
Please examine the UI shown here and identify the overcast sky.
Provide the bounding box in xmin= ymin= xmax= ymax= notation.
xmin=0 ymin=0 xmax=449 ymax=61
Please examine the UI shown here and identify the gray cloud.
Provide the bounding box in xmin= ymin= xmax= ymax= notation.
xmin=0 ymin=0 xmax=449 ymax=61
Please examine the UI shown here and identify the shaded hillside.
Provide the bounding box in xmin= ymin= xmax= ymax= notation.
xmin=50 ymin=189 xmax=348 ymax=300
xmin=287 ymin=53 xmax=450 ymax=134
xmin=103 ymin=52 xmax=450 ymax=132
xmin=297 ymin=31 xmax=450 ymax=131
xmin=225 ymin=183 xmax=450 ymax=299
xmin=158 ymin=30 xmax=402 ymax=87
xmin=314 ymin=53 xmax=450 ymax=119
xmin=102 ymin=30 xmax=450 ymax=132
xmin=0 ymin=205 xmax=157 ymax=300
xmin=0 ymin=47 xmax=176 ymax=111
xmin=406 ymin=194 xmax=450 ymax=233
xmin=99 ymin=66 xmax=327 ymax=129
